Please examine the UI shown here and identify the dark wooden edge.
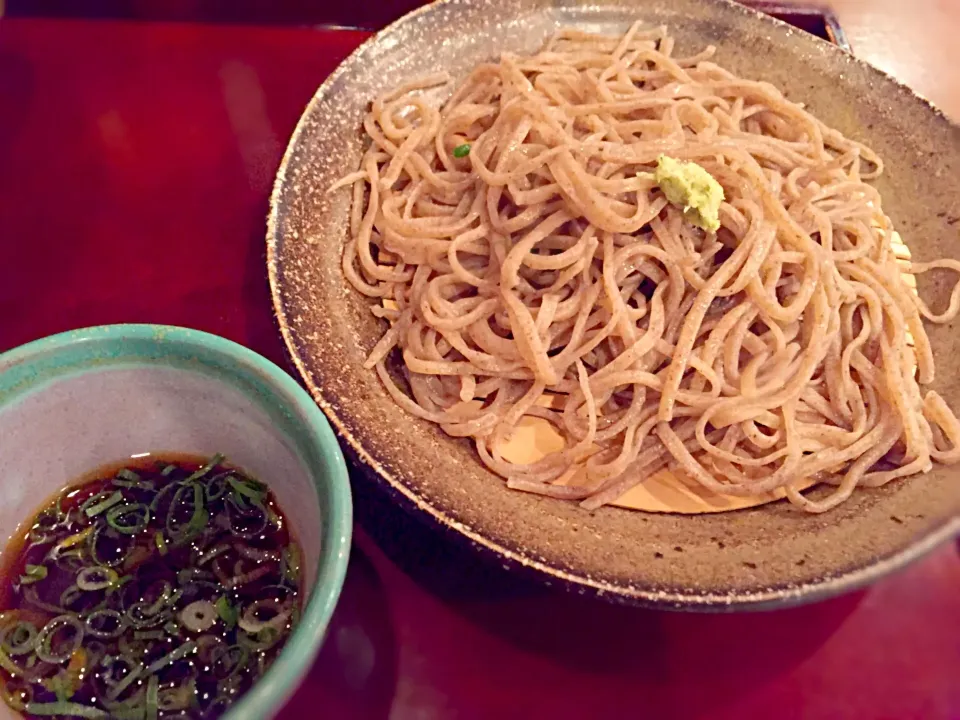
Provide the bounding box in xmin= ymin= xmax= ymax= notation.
xmin=2 ymin=0 xmax=851 ymax=52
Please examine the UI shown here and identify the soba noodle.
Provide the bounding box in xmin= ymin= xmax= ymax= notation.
xmin=334 ymin=23 xmax=960 ymax=512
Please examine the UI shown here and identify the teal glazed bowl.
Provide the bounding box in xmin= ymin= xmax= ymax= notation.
xmin=0 ymin=325 xmax=352 ymax=720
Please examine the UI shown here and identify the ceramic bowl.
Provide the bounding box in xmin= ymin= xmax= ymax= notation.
xmin=0 ymin=324 xmax=352 ymax=720
xmin=268 ymin=0 xmax=960 ymax=609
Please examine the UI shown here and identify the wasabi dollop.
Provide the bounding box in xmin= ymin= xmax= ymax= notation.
xmin=651 ymin=155 xmax=724 ymax=233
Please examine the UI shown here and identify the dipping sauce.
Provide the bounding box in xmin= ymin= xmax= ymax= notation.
xmin=0 ymin=455 xmax=302 ymax=719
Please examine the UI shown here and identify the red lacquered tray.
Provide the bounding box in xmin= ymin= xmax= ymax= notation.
xmin=0 ymin=4 xmax=957 ymax=720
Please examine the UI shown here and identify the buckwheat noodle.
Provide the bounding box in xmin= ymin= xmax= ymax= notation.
xmin=333 ymin=23 xmax=960 ymax=512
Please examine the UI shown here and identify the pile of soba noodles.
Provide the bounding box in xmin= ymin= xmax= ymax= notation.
xmin=335 ymin=23 xmax=960 ymax=512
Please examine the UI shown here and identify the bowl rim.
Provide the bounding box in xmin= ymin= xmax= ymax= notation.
xmin=0 ymin=323 xmax=353 ymax=718
xmin=266 ymin=0 xmax=960 ymax=610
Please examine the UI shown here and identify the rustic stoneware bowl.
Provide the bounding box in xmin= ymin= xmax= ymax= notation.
xmin=0 ymin=325 xmax=352 ymax=719
xmin=268 ymin=0 xmax=960 ymax=609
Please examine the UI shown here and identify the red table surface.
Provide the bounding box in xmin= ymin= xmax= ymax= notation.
xmin=0 ymin=18 xmax=958 ymax=720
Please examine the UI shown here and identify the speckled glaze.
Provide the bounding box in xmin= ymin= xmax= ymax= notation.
xmin=0 ymin=325 xmax=352 ymax=719
xmin=267 ymin=0 xmax=960 ymax=609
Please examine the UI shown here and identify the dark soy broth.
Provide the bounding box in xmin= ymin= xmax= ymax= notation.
xmin=0 ymin=454 xmax=302 ymax=719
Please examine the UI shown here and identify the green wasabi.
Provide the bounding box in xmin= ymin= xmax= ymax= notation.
xmin=651 ymin=155 xmax=724 ymax=233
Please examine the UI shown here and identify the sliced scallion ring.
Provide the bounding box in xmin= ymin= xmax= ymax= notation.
xmin=85 ymin=609 xmax=126 ymax=640
xmin=204 ymin=473 xmax=228 ymax=502
xmin=167 ymin=483 xmax=208 ymax=541
xmin=59 ymin=584 xmax=85 ymax=611
xmin=237 ymin=598 xmax=291 ymax=634
xmin=29 ymin=509 xmax=63 ymax=543
xmin=88 ymin=525 xmax=132 ymax=567
xmin=106 ymin=503 xmax=150 ymax=535
xmin=126 ymin=605 xmax=169 ymax=630
xmin=148 ymin=480 xmax=178 ymax=514
xmin=77 ymin=566 xmax=119 ymax=591
xmin=35 ymin=614 xmax=85 ymax=664
xmin=54 ymin=549 xmax=86 ymax=573
xmin=157 ymin=678 xmax=194 ymax=711
xmin=210 ymin=644 xmax=248 ymax=680
xmin=179 ymin=601 xmax=217 ymax=633
xmin=0 ymin=621 xmax=37 ymax=656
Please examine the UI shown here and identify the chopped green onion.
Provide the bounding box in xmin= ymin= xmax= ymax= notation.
xmin=85 ymin=610 xmax=126 ymax=640
xmin=145 ymin=641 xmax=196 ymax=675
xmin=105 ymin=664 xmax=142 ymax=700
xmin=214 ymin=596 xmax=237 ymax=630
xmin=77 ymin=566 xmax=119 ymax=591
xmin=225 ymin=565 xmax=271 ymax=590
xmin=167 ymin=483 xmax=208 ymax=542
xmin=46 ymin=672 xmax=73 ymax=703
xmin=160 ymin=464 xmax=177 ymax=477
xmin=182 ymin=454 xmax=224 ymax=484
xmin=237 ymin=626 xmax=282 ymax=652
xmin=1 ymin=621 xmax=37 ymax=656
xmin=238 ymin=598 xmax=291 ymax=634
xmin=53 ymin=549 xmax=86 ymax=573
xmin=180 ymin=601 xmax=217 ymax=633
xmin=453 ymin=143 xmax=471 ymax=158
xmin=134 ymin=630 xmax=165 ymax=641
xmin=83 ymin=491 xmax=124 ymax=518
xmin=29 ymin=509 xmax=63 ymax=542
xmin=25 ymin=701 xmax=107 ymax=718
xmin=108 ymin=574 xmax=133 ymax=595
xmin=197 ymin=543 xmax=229 ymax=566
xmin=126 ymin=582 xmax=172 ymax=628
xmin=227 ymin=476 xmax=265 ymax=505
xmin=146 ymin=674 xmax=158 ymax=720
xmin=211 ymin=644 xmax=248 ymax=680
xmin=156 ymin=678 xmax=194 ymax=711
xmin=111 ymin=708 xmax=146 ymax=720
xmin=88 ymin=524 xmax=131 ymax=567
xmin=49 ymin=526 xmax=94 ymax=557
xmin=106 ymin=503 xmax=150 ymax=535
xmin=148 ymin=481 xmax=178 ymax=514
xmin=283 ymin=543 xmax=302 ymax=586
xmin=204 ymin=473 xmax=228 ymax=502
xmin=59 ymin=584 xmax=84 ymax=610
xmin=154 ymin=531 xmax=168 ymax=555
xmin=18 ymin=564 xmax=48 ymax=586
xmin=0 ymin=647 xmax=28 ymax=678
xmin=113 ymin=468 xmax=154 ymax=490
xmin=266 ymin=506 xmax=282 ymax=529
xmin=35 ymin=614 xmax=85 ymax=664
